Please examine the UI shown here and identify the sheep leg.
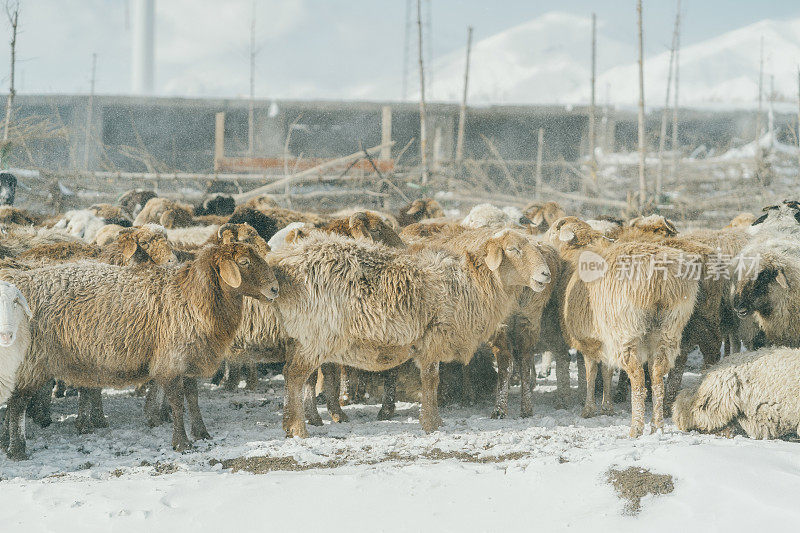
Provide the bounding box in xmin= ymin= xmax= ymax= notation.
xmin=144 ymin=382 xmax=166 ymax=427
xmin=321 ymin=363 xmax=349 ymax=423
xmin=650 ymin=355 xmax=669 ymax=433
xmin=665 ymin=352 xmax=688 ymax=406
xmin=576 ymin=352 xmax=587 ymax=401
xmin=338 ymin=365 xmax=352 ymax=406
xmin=27 ymin=381 xmax=53 ymax=429
xmin=183 ymin=378 xmax=211 ymax=440
xmin=600 ymin=365 xmax=615 ymax=415
xmin=88 ymin=388 xmax=108 ymax=429
xmin=490 ymin=333 xmax=512 ymax=419
xmin=623 ymin=352 xmax=646 ymax=438
xmin=5 ymin=391 xmax=30 ymax=460
xmin=245 ymin=362 xmax=259 ymax=391
xmin=615 ymin=370 xmax=630 ymax=403
xmin=75 ymin=388 xmax=95 ymax=435
xmin=303 ymin=373 xmax=324 ymax=426
xmin=0 ymin=406 xmax=8 ymax=450
xmin=377 ymin=367 xmax=398 ymax=421
xmin=460 ymin=362 xmax=475 ymax=407
xmin=419 ymin=361 xmax=443 ymax=433
xmin=223 ymin=362 xmax=241 ymax=391
xmin=554 ymin=349 xmax=571 ymax=410
xmin=282 ymin=356 xmax=315 ymax=438
xmin=164 ymin=377 xmax=192 ymax=451
xmin=581 ymin=358 xmax=598 ymax=418
xmin=518 ymin=351 xmax=535 ymax=418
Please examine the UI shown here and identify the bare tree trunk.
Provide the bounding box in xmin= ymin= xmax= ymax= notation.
xmin=454 ymin=26 xmax=473 ymax=167
xmin=84 ymin=53 xmax=97 ymax=171
xmin=2 ymin=1 xmax=19 ymax=144
xmin=589 ymin=13 xmax=597 ymax=177
xmin=657 ymin=0 xmax=680 ymax=199
xmin=248 ymin=0 xmax=256 ymax=156
xmin=535 ymin=128 xmax=544 ymax=199
xmin=416 ymin=0 xmax=428 ymax=184
xmin=671 ymin=6 xmax=682 ymax=179
xmin=636 ymin=0 xmax=646 ymax=209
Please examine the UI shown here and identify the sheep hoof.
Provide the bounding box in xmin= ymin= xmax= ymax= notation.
xmin=172 ymin=438 xmax=193 ymax=452
xmin=306 ymin=414 xmax=324 ymax=427
xmin=629 ymin=425 xmax=644 ymax=438
xmin=284 ymin=423 xmax=309 ymax=439
xmin=6 ymin=446 xmax=28 ymax=461
xmin=490 ymin=408 xmax=507 ymax=419
xmin=91 ymin=416 xmax=109 ymax=429
xmin=330 ymin=411 xmax=350 ymax=423
xmin=191 ymin=428 xmax=211 ymax=441
xmin=376 ymin=406 xmax=394 ymax=421
xmin=420 ymin=416 xmax=443 ymax=434
xmin=600 ymin=406 xmax=615 ymax=416
xmin=520 ymin=406 xmax=533 ymax=418
xmin=581 ymin=405 xmax=597 ymax=418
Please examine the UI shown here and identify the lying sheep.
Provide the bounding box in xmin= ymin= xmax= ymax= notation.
xmin=54 ymin=209 xmax=107 ymax=242
xmin=89 ymin=204 xmax=133 ymax=226
xmin=242 ymin=194 xmax=279 ymax=212
xmin=396 ymin=198 xmax=444 ymax=227
xmin=268 ymin=222 xmax=309 ymax=251
xmin=462 ymin=203 xmax=513 ymax=229
xmin=267 ymin=228 xmax=551 ymax=437
xmin=523 ymin=201 xmax=565 ymax=234
xmin=673 ymin=347 xmax=800 ymax=439
xmin=242 ymin=204 xmax=329 ymax=229
xmin=747 ymin=201 xmax=800 ymax=236
xmin=194 ymin=193 xmax=235 ymax=217
xmin=0 ymin=241 xmax=278 ymax=458
xmin=133 ymin=197 xmax=195 ymax=228
xmin=0 ymin=206 xmax=43 ymax=226
xmin=0 ymin=282 xmax=32 ymax=405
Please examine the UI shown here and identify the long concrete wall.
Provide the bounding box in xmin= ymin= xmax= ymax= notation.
xmin=2 ymin=94 xmax=791 ymax=173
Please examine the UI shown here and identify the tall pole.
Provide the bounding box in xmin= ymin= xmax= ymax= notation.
xmin=636 ymin=0 xmax=646 ymax=209
xmin=2 ymin=1 xmax=19 ymax=144
xmin=455 ymin=26 xmax=473 ymax=167
xmin=248 ymin=0 xmax=256 ymax=156
xmin=84 ymin=53 xmax=97 ymax=171
xmin=535 ymin=128 xmax=544 ymax=199
xmin=756 ymin=36 xmax=764 ymax=143
xmin=401 ymin=0 xmax=412 ymax=100
xmin=589 ymin=13 xmax=597 ymax=174
xmin=416 ymin=0 xmax=428 ymax=184
xmin=657 ymin=0 xmax=679 ymax=197
xmin=671 ymin=3 xmax=682 ymax=177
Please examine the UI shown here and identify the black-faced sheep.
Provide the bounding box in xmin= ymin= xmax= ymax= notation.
xmin=194 ymin=194 xmax=236 ymax=217
xmin=396 ymin=198 xmax=445 ymax=227
xmin=117 ymin=189 xmax=157 ymax=219
xmin=0 ymin=241 xmax=278 ymax=458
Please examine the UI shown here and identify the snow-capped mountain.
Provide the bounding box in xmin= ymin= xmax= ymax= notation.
xmin=377 ymin=12 xmax=800 ymax=108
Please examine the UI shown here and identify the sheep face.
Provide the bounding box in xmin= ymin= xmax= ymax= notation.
xmin=348 ymin=212 xmax=405 ymax=248
xmin=400 ymin=198 xmax=444 ymax=225
xmin=0 ymin=281 xmax=31 ymax=348
xmin=217 ymin=223 xmax=270 ymax=257
xmin=545 ymin=216 xmax=602 ymax=254
xmin=213 ymin=243 xmax=278 ymax=302
xmin=749 ymin=204 xmax=800 ymax=233
xmin=732 ymin=263 xmax=787 ymax=320
xmin=486 ymin=230 xmax=551 ymax=292
xmin=159 ymin=208 xmax=194 ymax=229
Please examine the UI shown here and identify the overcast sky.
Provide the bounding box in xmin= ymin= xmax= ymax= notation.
xmin=2 ymin=0 xmax=799 ymax=101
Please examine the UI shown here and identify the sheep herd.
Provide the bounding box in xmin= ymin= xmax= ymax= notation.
xmin=0 ymin=190 xmax=799 ymax=461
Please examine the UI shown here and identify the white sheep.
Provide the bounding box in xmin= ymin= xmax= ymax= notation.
xmin=0 ymin=281 xmax=32 ymax=405
xmin=673 ymin=346 xmax=800 ymax=439
xmin=267 ymin=222 xmax=310 ymax=251
xmin=54 ymin=209 xmax=106 ymax=242
xmin=462 ymin=203 xmax=513 ymax=229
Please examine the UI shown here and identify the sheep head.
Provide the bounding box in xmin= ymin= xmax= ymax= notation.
xmin=348 ymin=212 xmax=405 ymax=248
xmin=159 ymin=207 xmax=194 ymax=229
xmin=117 ymin=225 xmax=177 ymax=266
xmin=627 ymin=214 xmax=678 ymax=237
xmin=217 ymin=223 xmax=270 ymax=257
xmin=212 ymin=243 xmax=278 ymax=302
xmin=0 ymin=281 xmax=31 ymax=348
xmin=483 ymin=229 xmax=551 ymax=292
xmin=401 ymin=198 xmax=444 ymax=224
xmin=546 ymin=216 xmax=605 ymax=254
xmin=732 ymin=253 xmax=790 ymax=320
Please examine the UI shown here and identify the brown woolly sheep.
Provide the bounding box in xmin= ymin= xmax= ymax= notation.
xmin=726 ymin=212 xmax=756 ymax=228
xmin=0 ymin=206 xmax=43 ymax=227
xmin=523 ymin=201 xmax=565 ymax=234
xmin=240 ymin=204 xmax=329 ymax=230
xmin=89 ymin=204 xmax=133 ymax=225
xmin=118 ymin=189 xmax=157 ymax=218
xmin=133 ymin=197 xmax=195 ymax=228
xmin=267 ymin=228 xmax=551 ymax=437
xmin=399 ymin=220 xmax=464 ymax=243
xmin=242 ymin=194 xmax=279 ymax=212
xmin=396 ymin=198 xmax=445 ymax=227
xmin=547 ymin=216 xmax=699 ymax=436
xmin=1 ymin=241 xmax=278 ymax=458
xmin=93 ymin=223 xmax=126 ymax=246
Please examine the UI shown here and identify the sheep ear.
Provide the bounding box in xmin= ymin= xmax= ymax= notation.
xmin=348 ymin=213 xmax=369 ymax=240
xmin=752 ymin=213 xmax=768 ymax=226
xmin=285 ymin=229 xmax=301 ymax=245
xmin=15 ymin=289 xmax=32 ymax=319
xmin=532 ymin=212 xmax=544 ymax=225
xmin=219 ymin=259 xmax=242 ymax=289
xmin=665 ymin=219 xmax=678 ymax=235
xmin=485 ymin=242 xmax=504 ymax=271
xmin=559 ymin=227 xmax=576 ymax=243
xmin=406 ymin=202 xmax=423 ymax=216
xmin=121 ymin=238 xmax=138 ymax=260
xmin=776 ymin=269 xmax=789 ymax=289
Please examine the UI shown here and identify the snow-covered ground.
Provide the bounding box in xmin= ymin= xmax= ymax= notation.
xmin=1 ymin=356 xmax=799 ymax=532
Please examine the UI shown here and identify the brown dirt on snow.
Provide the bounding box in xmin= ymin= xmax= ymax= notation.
xmin=606 ymin=466 xmax=674 ymax=515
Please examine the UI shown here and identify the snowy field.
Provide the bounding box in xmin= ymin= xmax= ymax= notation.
xmin=1 ymin=355 xmax=799 ymax=533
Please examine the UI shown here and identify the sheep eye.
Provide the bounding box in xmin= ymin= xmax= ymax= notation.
xmin=238 ymin=257 xmax=251 ymax=266
xmin=507 ymin=247 xmax=521 ymax=255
